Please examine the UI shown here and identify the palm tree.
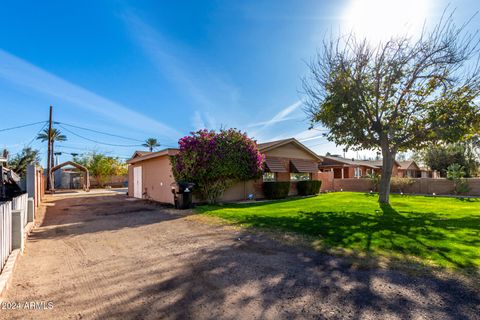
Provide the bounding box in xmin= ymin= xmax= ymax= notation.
xmin=37 ymin=127 xmax=67 ymax=178
xmin=142 ymin=138 xmax=160 ymax=152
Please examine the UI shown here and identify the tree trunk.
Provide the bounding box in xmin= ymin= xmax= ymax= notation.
xmin=378 ymin=142 xmax=396 ymax=204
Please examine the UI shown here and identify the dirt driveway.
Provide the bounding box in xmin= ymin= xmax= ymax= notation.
xmin=1 ymin=194 xmax=479 ymax=319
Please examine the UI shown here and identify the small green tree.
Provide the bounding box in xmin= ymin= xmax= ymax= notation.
xmin=77 ymin=152 xmax=127 ymax=187
xmin=171 ymin=129 xmax=264 ymax=203
xmin=447 ymin=163 xmax=470 ymax=194
xmin=7 ymin=147 xmax=41 ymax=177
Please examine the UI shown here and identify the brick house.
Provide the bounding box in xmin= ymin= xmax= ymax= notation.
xmin=318 ymin=155 xmax=400 ymax=178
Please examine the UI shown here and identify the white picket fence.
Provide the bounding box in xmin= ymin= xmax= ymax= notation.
xmin=0 ymin=201 xmax=12 ymax=272
xmin=0 ymin=194 xmax=28 ymax=272
xmin=12 ymin=193 xmax=28 ymax=227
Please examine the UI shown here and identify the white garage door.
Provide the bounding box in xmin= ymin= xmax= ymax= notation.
xmin=133 ymin=166 xmax=142 ymax=198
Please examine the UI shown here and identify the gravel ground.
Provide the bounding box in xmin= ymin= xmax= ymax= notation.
xmin=1 ymin=194 xmax=479 ymax=320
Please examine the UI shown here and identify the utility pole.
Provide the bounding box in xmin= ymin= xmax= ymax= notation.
xmin=47 ymin=105 xmax=53 ymax=191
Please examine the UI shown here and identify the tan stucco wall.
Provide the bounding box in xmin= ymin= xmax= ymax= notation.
xmin=128 ymin=141 xmax=322 ymax=203
xmin=219 ymin=180 xmax=264 ymax=201
xmin=263 ymin=143 xmax=317 ymax=160
xmin=128 ymin=156 xmax=176 ymax=204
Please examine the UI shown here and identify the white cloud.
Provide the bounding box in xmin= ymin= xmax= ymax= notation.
xmin=249 ymin=100 xmax=303 ymax=128
xmin=0 ymin=49 xmax=181 ymax=141
xmin=191 ymin=111 xmax=206 ymax=130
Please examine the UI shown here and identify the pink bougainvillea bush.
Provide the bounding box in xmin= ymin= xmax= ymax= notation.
xmin=171 ymin=129 xmax=264 ymax=203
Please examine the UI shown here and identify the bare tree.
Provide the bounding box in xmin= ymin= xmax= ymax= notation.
xmin=303 ymin=11 xmax=480 ymax=204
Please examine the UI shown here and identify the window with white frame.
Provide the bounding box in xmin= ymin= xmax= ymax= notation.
xmin=354 ymin=167 xmax=362 ymax=178
xmin=290 ymin=173 xmax=311 ymax=181
xmin=263 ymin=172 xmax=276 ymax=182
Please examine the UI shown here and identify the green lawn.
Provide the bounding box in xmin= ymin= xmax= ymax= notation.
xmin=197 ymin=192 xmax=480 ymax=270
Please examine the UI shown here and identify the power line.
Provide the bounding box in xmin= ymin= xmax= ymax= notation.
xmin=57 ymin=124 xmax=143 ymax=147
xmin=56 ymin=145 xmax=92 ymax=151
xmin=0 ymin=120 xmax=47 ymax=133
xmin=26 ymin=121 xmax=49 ymax=147
xmin=305 ymin=141 xmax=332 ymax=148
xmin=55 ymin=121 xmax=145 ymax=143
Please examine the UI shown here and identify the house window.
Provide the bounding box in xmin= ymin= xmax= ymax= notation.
xmin=354 ymin=167 xmax=362 ymax=178
xmin=263 ymin=172 xmax=276 ymax=182
xmin=290 ymin=173 xmax=311 ymax=181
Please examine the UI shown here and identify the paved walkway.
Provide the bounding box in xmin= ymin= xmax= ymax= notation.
xmin=1 ymin=194 xmax=479 ymax=319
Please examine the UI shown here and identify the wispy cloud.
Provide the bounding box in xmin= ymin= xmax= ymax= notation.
xmin=272 ymin=128 xmax=324 ymax=143
xmin=0 ymin=49 xmax=181 ymax=141
xmin=248 ymin=100 xmax=303 ymax=128
xmin=191 ymin=111 xmax=205 ymax=130
xmin=122 ymin=12 xmax=239 ymax=130
xmin=249 ymin=100 xmax=305 ymax=140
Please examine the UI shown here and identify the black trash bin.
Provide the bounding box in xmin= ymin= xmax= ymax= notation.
xmin=172 ymin=182 xmax=194 ymax=209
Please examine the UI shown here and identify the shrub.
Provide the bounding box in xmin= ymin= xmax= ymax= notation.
xmin=296 ymin=180 xmax=322 ymax=196
xmin=366 ymin=172 xmax=380 ymax=192
xmin=263 ymin=182 xmax=290 ymax=199
xmin=171 ymin=129 xmax=264 ymax=203
xmin=447 ymin=163 xmax=470 ymax=194
xmin=390 ymin=177 xmax=414 ymax=193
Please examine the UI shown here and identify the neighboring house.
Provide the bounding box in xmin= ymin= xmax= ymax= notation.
xmin=319 ymin=155 xmax=378 ymax=178
xmin=397 ymin=160 xmax=435 ymax=178
xmin=419 ymin=166 xmax=435 ymax=178
xmin=127 ymin=138 xmax=322 ymax=204
xmin=0 ymin=166 xmax=22 ymax=200
xmin=318 ymin=155 xmax=400 ymax=178
xmin=398 ymin=160 xmax=421 ymax=178
xmin=361 ymin=159 xmax=400 ymax=177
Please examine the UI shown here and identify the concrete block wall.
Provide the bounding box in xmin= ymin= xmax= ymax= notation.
xmin=333 ymin=178 xmax=373 ymax=192
xmin=326 ymin=177 xmax=480 ymax=196
xmin=11 ymin=210 xmax=24 ymax=253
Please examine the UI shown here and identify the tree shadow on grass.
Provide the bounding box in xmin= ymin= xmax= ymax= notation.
xmin=205 ymin=203 xmax=480 ymax=270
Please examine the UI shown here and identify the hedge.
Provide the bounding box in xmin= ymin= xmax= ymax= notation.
xmin=263 ymin=181 xmax=290 ymax=199
xmin=296 ymin=180 xmax=322 ymax=196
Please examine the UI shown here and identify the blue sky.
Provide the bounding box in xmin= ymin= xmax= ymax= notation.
xmin=0 ymin=0 xmax=477 ymax=165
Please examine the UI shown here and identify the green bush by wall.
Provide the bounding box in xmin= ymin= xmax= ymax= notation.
xmin=296 ymin=180 xmax=322 ymax=196
xmin=263 ymin=181 xmax=290 ymax=199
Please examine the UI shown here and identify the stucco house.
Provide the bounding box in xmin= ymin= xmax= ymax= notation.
xmin=127 ymin=138 xmax=322 ymax=204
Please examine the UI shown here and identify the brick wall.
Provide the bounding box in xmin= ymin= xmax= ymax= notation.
xmin=330 ymin=178 xmax=480 ymax=196
xmin=333 ymin=178 xmax=373 ymax=192
xmin=317 ymin=171 xmax=334 ymax=191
